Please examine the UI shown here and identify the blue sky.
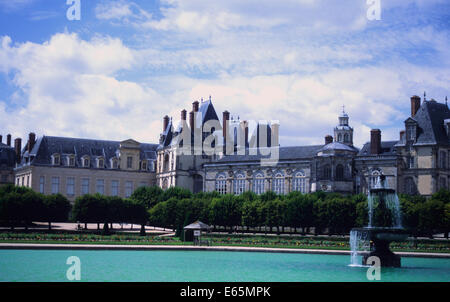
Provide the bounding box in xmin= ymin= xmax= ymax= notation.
xmin=0 ymin=0 xmax=449 ymax=147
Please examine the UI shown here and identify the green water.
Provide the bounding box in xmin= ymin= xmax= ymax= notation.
xmin=0 ymin=250 xmax=449 ymax=282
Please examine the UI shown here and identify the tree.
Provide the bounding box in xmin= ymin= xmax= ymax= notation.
xmin=131 ymin=186 xmax=163 ymax=210
xmin=160 ymin=187 xmax=192 ymax=202
xmin=43 ymin=194 xmax=71 ymax=230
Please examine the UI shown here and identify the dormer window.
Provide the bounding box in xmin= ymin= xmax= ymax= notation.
xmin=97 ymin=157 xmax=104 ymax=169
xmin=111 ymin=158 xmax=118 ymax=169
xmin=52 ymin=154 xmax=60 ymax=166
xmin=141 ymin=160 xmax=148 ymax=171
xmin=82 ymin=156 xmax=90 ymax=168
xmin=66 ymin=155 xmax=75 ymax=167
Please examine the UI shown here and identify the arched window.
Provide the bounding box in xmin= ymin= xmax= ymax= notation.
xmin=233 ymin=172 xmax=246 ymax=195
xmin=404 ymin=177 xmax=416 ymax=195
xmin=370 ymin=170 xmax=381 ymax=188
xmin=215 ymin=174 xmax=227 ymax=195
xmin=162 ymin=178 xmax=169 ymax=190
xmin=336 ymin=164 xmax=344 ymax=181
xmin=338 ymin=134 xmax=342 ymax=142
xmin=344 ymin=133 xmax=350 ymax=143
xmin=253 ymin=172 xmax=265 ymax=195
xmin=323 ymin=164 xmax=331 ymax=180
xmin=292 ymin=171 xmax=306 ymax=193
xmin=52 ymin=154 xmax=60 ymax=166
xmin=272 ymin=172 xmax=285 ymax=195
xmin=163 ymin=154 xmax=170 ymax=172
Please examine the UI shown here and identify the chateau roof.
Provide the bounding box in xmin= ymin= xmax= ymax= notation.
xmin=18 ymin=136 xmax=158 ymax=167
xmin=357 ymin=140 xmax=398 ymax=157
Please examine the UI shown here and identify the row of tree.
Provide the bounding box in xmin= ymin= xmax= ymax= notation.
xmin=1 ymin=183 xmax=449 ymax=238
xmin=0 ymin=185 xmax=71 ymax=230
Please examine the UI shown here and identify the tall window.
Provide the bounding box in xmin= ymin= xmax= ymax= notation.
xmin=66 ymin=177 xmax=75 ymax=196
xmin=39 ymin=176 xmax=45 ymax=194
xmin=293 ymin=171 xmax=306 ymax=193
xmin=127 ymin=157 xmax=133 ymax=169
xmin=440 ymin=177 xmax=447 ymax=190
xmin=81 ymin=178 xmax=90 ymax=195
xmin=370 ymin=170 xmax=381 ymax=188
xmin=98 ymin=158 xmax=104 ymax=169
xmin=111 ymin=180 xmax=119 ymax=196
xmin=111 ymin=158 xmax=118 ymax=169
xmin=272 ymin=172 xmax=285 ymax=195
xmin=215 ymin=174 xmax=227 ymax=195
xmin=233 ymin=172 xmax=246 ymax=195
xmin=52 ymin=155 xmax=60 ymax=166
xmin=253 ymin=172 xmax=265 ymax=195
xmin=96 ymin=179 xmax=105 ymax=195
xmin=336 ymin=164 xmax=344 ymax=181
xmin=83 ymin=157 xmax=90 ymax=168
xmin=51 ymin=177 xmax=60 ymax=194
xmin=142 ymin=161 xmax=148 ymax=171
xmin=440 ymin=151 xmax=447 ymax=169
xmin=344 ymin=133 xmax=350 ymax=143
xmin=323 ymin=164 xmax=331 ymax=180
xmin=163 ymin=154 xmax=170 ymax=172
xmin=409 ymin=156 xmax=415 ymax=169
xmin=125 ymin=181 xmax=133 ymax=197
xmin=405 ymin=177 xmax=416 ymax=195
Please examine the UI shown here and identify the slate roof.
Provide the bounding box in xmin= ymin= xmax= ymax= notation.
xmin=318 ymin=142 xmax=359 ymax=153
xmin=210 ymin=145 xmax=324 ymax=164
xmin=397 ymin=100 xmax=450 ymax=146
xmin=20 ymin=136 xmax=158 ymax=168
xmin=357 ymin=140 xmax=399 ymax=157
xmin=0 ymin=142 xmax=15 ymax=167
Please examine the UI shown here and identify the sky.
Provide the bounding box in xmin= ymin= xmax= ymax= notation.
xmin=0 ymin=0 xmax=449 ymax=148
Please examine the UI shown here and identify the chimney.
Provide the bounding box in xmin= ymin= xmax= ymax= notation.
xmin=163 ymin=115 xmax=169 ymax=132
xmin=325 ymin=135 xmax=333 ymax=145
xmin=28 ymin=132 xmax=36 ymax=153
xmin=181 ymin=109 xmax=187 ymax=121
xmin=411 ymin=95 xmax=421 ymax=117
xmin=400 ymin=130 xmax=405 ymax=141
xmin=370 ymin=129 xmax=381 ymax=155
xmin=7 ymin=134 xmax=11 ymax=147
xmin=14 ymin=138 xmax=22 ymax=163
xmin=222 ymin=111 xmax=230 ymax=138
xmin=192 ymin=101 xmax=199 ymax=113
xmin=189 ymin=111 xmax=195 ymax=131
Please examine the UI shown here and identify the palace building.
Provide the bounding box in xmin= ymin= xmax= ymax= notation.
xmin=5 ymin=94 xmax=450 ymax=201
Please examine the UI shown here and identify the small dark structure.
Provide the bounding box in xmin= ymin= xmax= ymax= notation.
xmin=183 ymin=221 xmax=211 ymax=245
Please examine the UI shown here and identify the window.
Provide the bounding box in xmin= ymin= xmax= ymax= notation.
xmin=293 ymin=171 xmax=306 ymax=193
xmin=370 ymin=170 xmax=381 ymax=189
xmin=142 ymin=161 xmax=148 ymax=171
xmin=96 ymin=179 xmax=105 ymax=195
xmin=163 ymin=154 xmax=169 ymax=172
xmin=233 ymin=172 xmax=246 ymax=195
xmin=97 ymin=158 xmax=104 ymax=169
xmin=344 ymin=133 xmax=350 ymax=143
xmin=81 ymin=178 xmax=90 ymax=195
xmin=26 ymin=175 xmax=30 ymax=187
xmin=52 ymin=154 xmax=60 ymax=166
xmin=67 ymin=156 xmax=75 ymax=167
xmin=51 ymin=177 xmax=60 ymax=194
xmin=272 ymin=172 xmax=285 ymax=195
xmin=111 ymin=158 xmax=118 ymax=169
xmin=253 ymin=172 xmax=265 ymax=195
xmin=127 ymin=157 xmax=133 ymax=169
xmin=323 ymin=164 xmax=331 ymax=180
xmin=338 ymin=134 xmax=342 ymax=142
xmin=215 ymin=174 xmax=227 ymax=195
xmin=162 ymin=178 xmax=168 ymax=190
xmin=404 ymin=177 xmax=416 ymax=195
xmin=440 ymin=151 xmax=447 ymax=169
xmin=83 ymin=157 xmax=90 ymax=168
xmin=440 ymin=177 xmax=447 ymax=190
xmin=111 ymin=180 xmax=119 ymax=196
xmin=66 ymin=177 xmax=75 ymax=196
xmin=336 ymin=164 xmax=344 ymax=181
xmin=39 ymin=176 xmax=45 ymax=193
xmin=125 ymin=181 xmax=133 ymax=197
xmin=409 ymin=156 xmax=415 ymax=169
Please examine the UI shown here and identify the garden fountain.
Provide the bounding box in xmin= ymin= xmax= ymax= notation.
xmin=350 ymin=174 xmax=409 ymax=267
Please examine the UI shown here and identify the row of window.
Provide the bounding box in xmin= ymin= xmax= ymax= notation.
xmin=215 ymin=171 xmax=307 ymax=195
xmin=51 ymin=154 xmax=152 ymax=171
xmin=35 ymin=176 xmax=146 ymax=198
